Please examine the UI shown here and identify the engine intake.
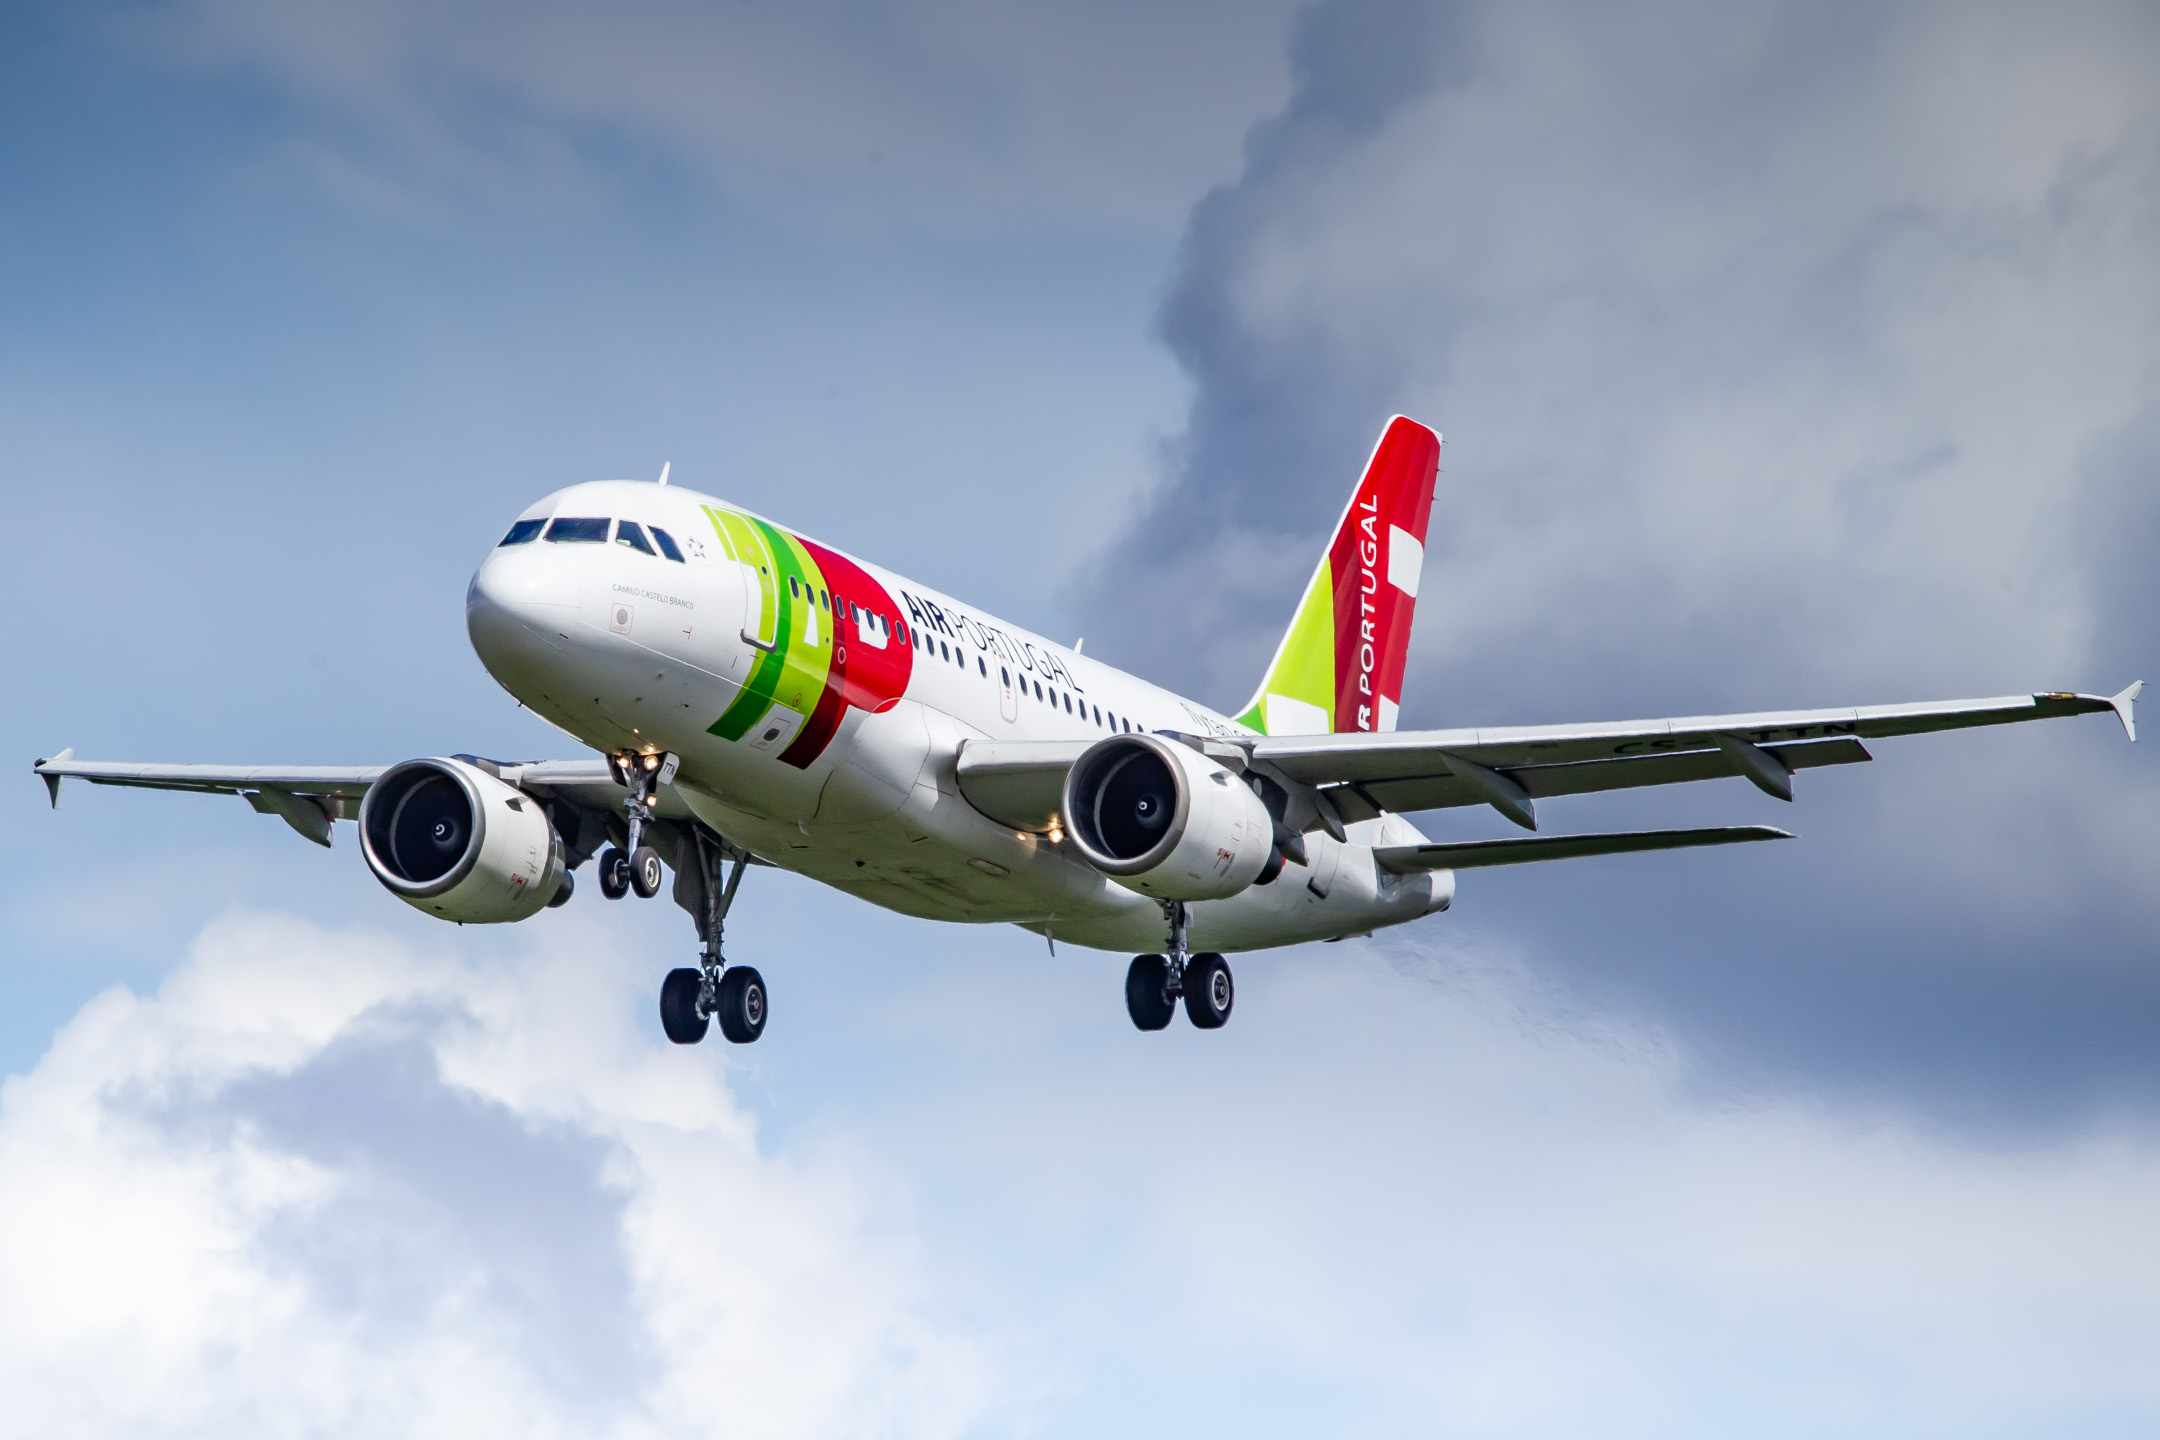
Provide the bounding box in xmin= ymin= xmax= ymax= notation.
xmin=1063 ymin=734 xmax=1272 ymax=901
xmin=360 ymin=758 xmax=566 ymax=923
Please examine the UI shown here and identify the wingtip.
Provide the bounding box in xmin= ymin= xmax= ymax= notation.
xmin=2111 ymin=680 xmax=2142 ymax=742
xmin=37 ymin=746 xmax=73 ymax=808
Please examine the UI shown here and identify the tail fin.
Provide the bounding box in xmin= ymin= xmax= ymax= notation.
xmin=1235 ymin=416 xmax=1440 ymax=735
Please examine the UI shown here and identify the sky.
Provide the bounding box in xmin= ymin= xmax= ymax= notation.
xmin=2 ymin=2 xmax=2157 ymax=1436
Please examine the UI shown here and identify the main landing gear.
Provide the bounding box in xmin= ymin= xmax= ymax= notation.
xmin=658 ymin=825 xmax=766 ymax=1045
xmin=594 ymin=750 xmax=767 ymax=1046
xmin=1125 ymin=900 xmax=1234 ymax=1032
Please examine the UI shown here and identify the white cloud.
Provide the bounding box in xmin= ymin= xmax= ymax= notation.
xmin=9 ymin=911 xmax=2159 ymax=1436
xmin=0 ymin=912 xmax=1006 ymax=1439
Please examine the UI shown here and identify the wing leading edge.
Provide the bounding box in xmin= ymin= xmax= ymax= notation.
xmin=1374 ymin=825 xmax=1793 ymax=873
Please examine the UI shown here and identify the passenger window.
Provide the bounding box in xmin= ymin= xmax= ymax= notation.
xmin=819 ymin=589 xmax=830 ymax=609
xmin=1001 ymin=667 xmax=1010 ymax=685
xmin=978 ymin=656 xmax=987 ymax=675
xmin=1034 ymin=681 xmax=1044 ymax=701
xmin=789 ymin=576 xmax=801 ymax=598
xmin=545 ymin=517 xmax=610 ymax=543
xmin=615 ymin=520 xmax=656 ymax=555
xmin=939 ymin=641 xmax=949 ymax=661
xmin=498 ymin=518 xmax=545 ymax=546
xmin=649 ymin=526 xmax=686 ymax=562
xmin=1064 ymin=693 xmax=1073 ymax=714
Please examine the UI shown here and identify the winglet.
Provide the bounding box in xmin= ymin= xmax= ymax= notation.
xmin=36 ymin=747 xmax=73 ymax=808
xmin=2110 ymin=680 xmax=2142 ymax=742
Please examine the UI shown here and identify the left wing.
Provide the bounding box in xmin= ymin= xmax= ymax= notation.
xmin=1249 ymin=683 xmax=2141 ymax=830
xmin=953 ymin=683 xmax=2139 ymax=838
xmin=1374 ymin=825 xmax=1791 ymax=872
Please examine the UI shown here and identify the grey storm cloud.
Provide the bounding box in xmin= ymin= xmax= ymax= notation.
xmin=1081 ymin=0 xmax=2160 ymax=1125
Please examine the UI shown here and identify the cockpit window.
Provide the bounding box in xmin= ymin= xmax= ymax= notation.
xmin=615 ymin=520 xmax=656 ymax=555
xmin=545 ymin=517 xmax=610 ymax=543
xmin=498 ymin=518 xmax=546 ymax=546
xmin=648 ymin=526 xmax=686 ymax=562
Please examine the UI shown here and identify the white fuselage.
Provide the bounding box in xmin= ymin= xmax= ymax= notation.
xmin=464 ymin=479 xmax=1450 ymax=953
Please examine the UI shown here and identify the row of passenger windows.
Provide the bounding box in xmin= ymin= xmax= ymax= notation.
xmin=499 ymin=516 xmax=686 ymax=562
xmin=905 ymin=621 xmax=1136 ymax=732
xmin=786 ymin=575 xmax=895 ymax=642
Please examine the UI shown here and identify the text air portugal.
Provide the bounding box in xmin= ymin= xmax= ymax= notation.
xmin=1329 ymin=417 xmax=1440 ymax=732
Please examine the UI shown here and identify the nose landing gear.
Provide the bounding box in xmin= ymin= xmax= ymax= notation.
xmin=1124 ymin=900 xmax=1234 ymax=1032
xmin=602 ymin=750 xmax=672 ymax=903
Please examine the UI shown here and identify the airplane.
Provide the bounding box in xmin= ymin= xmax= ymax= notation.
xmin=33 ymin=417 xmax=2141 ymax=1044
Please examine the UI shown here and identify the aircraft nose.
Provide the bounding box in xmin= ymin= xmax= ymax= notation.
xmin=466 ymin=544 xmax=575 ymax=676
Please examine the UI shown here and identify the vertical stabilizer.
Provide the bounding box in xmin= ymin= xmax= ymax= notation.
xmin=1235 ymin=416 xmax=1440 ymax=735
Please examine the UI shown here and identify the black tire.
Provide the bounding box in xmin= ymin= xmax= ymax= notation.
xmin=598 ymin=847 xmax=630 ymax=900
xmin=1125 ymin=954 xmax=1175 ymax=1031
xmin=545 ymin=870 xmax=575 ymax=908
xmin=659 ymin=967 xmax=709 ymax=1045
xmin=1184 ymin=953 xmax=1233 ymax=1030
xmin=629 ymin=844 xmax=665 ymax=899
xmin=715 ymin=966 xmax=767 ymax=1044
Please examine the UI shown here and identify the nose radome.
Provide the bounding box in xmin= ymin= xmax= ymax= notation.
xmin=466 ymin=545 xmax=576 ymax=683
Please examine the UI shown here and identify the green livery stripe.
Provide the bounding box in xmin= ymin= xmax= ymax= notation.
xmin=702 ymin=507 xmax=838 ymax=742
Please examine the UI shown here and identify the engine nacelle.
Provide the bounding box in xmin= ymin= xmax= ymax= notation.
xmin=359 ymin=758 xmax=566 ymax=923
xmin=1063 ymin=733 xmax=1273 ymax=901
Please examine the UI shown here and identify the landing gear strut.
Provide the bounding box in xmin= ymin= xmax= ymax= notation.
xmin=1124 ymin=900 xmax=1233 ymax=1032
xmin=603 ymin=749 xmax=671 ymax=902
xmin=660 ymin=825 xmax=766 ymax=1045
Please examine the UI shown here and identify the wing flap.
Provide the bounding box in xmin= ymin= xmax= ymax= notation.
xmin=1328 ymin=736 xmax=1872 ymax=821
xmin=1375 ymin=825 xmax=1793 ymax=873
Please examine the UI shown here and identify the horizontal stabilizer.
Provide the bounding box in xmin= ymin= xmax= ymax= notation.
xmin=1374 ymin=825 xmax=1793 ymax=874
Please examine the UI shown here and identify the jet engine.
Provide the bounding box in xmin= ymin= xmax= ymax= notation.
xmin=359 ymin=758 xmax=566 ymax=923
xmin=1062 ymin=733 xmax=1273 ymax=901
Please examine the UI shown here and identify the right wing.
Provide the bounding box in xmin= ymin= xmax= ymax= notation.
xmin=31 ymin=751 xmax=677 ymax=853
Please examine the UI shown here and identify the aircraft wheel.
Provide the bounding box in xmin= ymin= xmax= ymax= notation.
xmin=715 ymin=966 xmax=768 ymax=1044
xmin=598 ymin=847 xmax=630 ymax=899
xmin=629 ymin=844 xmax=665 ymax=898
xmin=1125 ymin=955 xmax=1175 ymax=1031
xmin=1183 ymin=953 xmax=1233 ymax=1030
xmin=546 ymin=871 xmax=575 ymax=908
xmin=659 ymin=967 xmax=709 ymax=1045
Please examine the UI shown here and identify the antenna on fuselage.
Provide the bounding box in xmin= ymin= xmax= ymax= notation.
xmin=657 ymin=461 xmax=671 ymax=486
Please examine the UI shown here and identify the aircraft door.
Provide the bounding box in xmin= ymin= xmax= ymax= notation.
xmin=998 ymin=663 xmax=1019 ymax=723
xmin=701 ymin=505 xmax=780 ymax=652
